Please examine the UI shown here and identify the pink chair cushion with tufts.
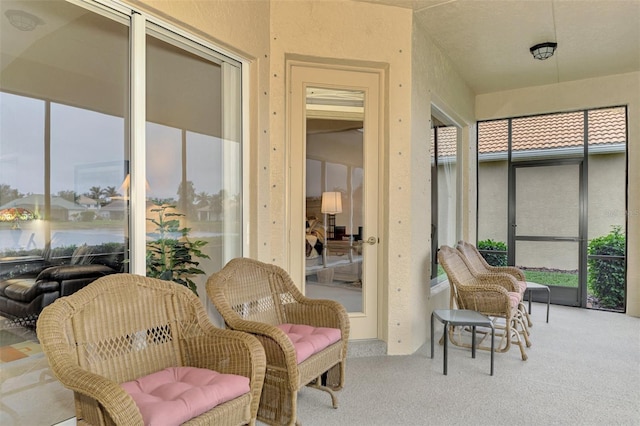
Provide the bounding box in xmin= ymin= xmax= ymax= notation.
xmin=508 ymin=292 xmax=521 ymax=309
xmin=517 ymin=281 xmax=527 ymax=293
xmin=121 ymin=366 xmax=250 ymax=425
xmin=277 ymin=323 xmax=341 ymax=364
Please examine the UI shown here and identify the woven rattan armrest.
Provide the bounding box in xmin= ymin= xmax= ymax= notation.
xmin=50 ymin=361 xmax=143 ymax=424
xmin=282 ymin=297 xmax=349 ymax=331
xmin=456 ymin=281 xmax=513 ymax=314
xmin=474 ymin=272 xmax=520 ymax=293
xmin=485 ymin=265 xmax=526 ymax=281
xmin=222 ymin=316 xmax=300 ymax=370
xmin=182 ymin=325 xmax=266 ymax=376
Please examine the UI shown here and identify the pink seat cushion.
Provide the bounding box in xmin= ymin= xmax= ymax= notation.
xmin=121 ymin=366 xmax=250 ymax=425
xmin=508 ymin=292 xmax=521 ymax=309
xmin=517 ymin=280 xmax=527 ymax=293
xmin=277 ymin=323 xmax=341 ymax=364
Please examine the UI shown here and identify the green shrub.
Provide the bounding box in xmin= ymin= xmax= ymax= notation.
xmin=477 ymin=239 xmax=507 ymax=267
xmin=588 ymin=226 xmax=626 ymax=309
xmin=146 ymin=204 xmax=209 ymax=295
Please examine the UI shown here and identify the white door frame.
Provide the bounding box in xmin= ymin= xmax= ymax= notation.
xmin=286 ymin=59 xmax=385 ymax=340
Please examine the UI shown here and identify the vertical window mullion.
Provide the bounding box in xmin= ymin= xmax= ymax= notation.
xmin=130 ymin=11 xmax=146 ymax=275
xmin=221 ymin=62 xmax=242 ymax=262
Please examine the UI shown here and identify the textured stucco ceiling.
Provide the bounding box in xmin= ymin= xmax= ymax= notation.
xmin=358 ymin=0 xmax=640 ymax=94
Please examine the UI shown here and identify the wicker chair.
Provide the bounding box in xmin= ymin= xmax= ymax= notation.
xmin=206 ymin=258 xmax=350 ymax=426
xmin=437 ymin=246 xmax=529 ymax=360
xmin=36 ymin=273 xmax=266 ymax=426
xmin=456 ymin=240 xmax=532 ymax=327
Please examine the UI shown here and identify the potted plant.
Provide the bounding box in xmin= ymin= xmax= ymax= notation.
xmin=146 ymin=204 xmax=209 ymax=295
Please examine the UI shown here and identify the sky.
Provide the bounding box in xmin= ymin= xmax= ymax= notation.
xmin=0 ymin=91 xmax=228 ymax=201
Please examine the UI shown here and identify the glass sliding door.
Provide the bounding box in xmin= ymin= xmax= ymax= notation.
xmin=1 ymin=2 xmax=245 ymax=424
xmin=0 ymin=1 xmax=130 ymax=424
xmin=1 ymin=1 xmax=130 ymax=278
xmin=145 ymin=28 xmax=242 ymax=297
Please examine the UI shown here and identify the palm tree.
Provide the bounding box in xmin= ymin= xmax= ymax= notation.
xmin=86 ymin=186 xmax=103 ymax=201
xmin=177 ymin=181 xmax=197 ymax=220
xmin=102 ymin=186 xmax=120 ymax=200
xmin=194 ymin=191 xmax=211 ymax=208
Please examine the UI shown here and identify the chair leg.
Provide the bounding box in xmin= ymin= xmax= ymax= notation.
xmin=515 ymin=315 xmax=532 ymax=348
xmin=516 ymin=305 xmax=532 ymax=340
xmin=510 ymin=320 xmax=528 ymax=361
xmin=519 ymin=302 xmax=533 ymax=328
xmin=306 ymin=376 xmax=338 ymax=408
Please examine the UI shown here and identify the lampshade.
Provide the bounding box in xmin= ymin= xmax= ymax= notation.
xmin=530 ymin=42 xmax=557 ymax=60
xmin=321 ymin=192 xmax=342 ymax=214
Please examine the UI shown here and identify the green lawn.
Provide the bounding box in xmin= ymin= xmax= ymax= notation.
xmin=523 ymin=270 xmax=579 ymax=287
xmin=437 ymin=263 xmax=579 ymax=288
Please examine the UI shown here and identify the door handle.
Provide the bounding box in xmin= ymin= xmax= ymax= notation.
xmin=352 ymin=236 xmax=377 ymax=247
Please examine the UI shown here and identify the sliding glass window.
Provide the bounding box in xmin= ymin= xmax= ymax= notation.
xmin=430 ymin=116 xmax=459 ymax=285
xmin=1 ymin=1 xmax=243 ymax=423
xmin=1 ymin=1 xmax=129 ymax=282
xmin=144 ymin=27 xmax=242 ymax=294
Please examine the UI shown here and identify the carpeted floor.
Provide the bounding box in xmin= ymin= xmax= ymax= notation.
xmin=3 ymin=305 xmax=639 ymax=426
xmin=0 ymin=317 xmax=74 ymax=426
xmin=0 ymin=328 xmax=42 ymax=364
xmin=292 ymin=304 xmax=640 ymax=426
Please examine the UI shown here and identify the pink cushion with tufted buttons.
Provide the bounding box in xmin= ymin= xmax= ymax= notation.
xmin=277 ymin=323 xmax=341 ymax=364
xmin=508 ymin=292 xmax=521 ymax=309
xmin=121 ymin=366 xmax=250 ymax=425
xmin=517 ymin=280 xmax=527 ymax=293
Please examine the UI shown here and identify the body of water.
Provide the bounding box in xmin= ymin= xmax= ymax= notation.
xmin=0 ymin=228 xmax=226 ymax=252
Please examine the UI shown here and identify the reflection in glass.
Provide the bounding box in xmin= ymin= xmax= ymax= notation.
xmin=145 ymin=33 xmax=242 ymax=295
xmin=304 ymin=87 xmax=364 ymax=313
xmin=1 ymin=3 xmax=129 ymax=271
xmin=0 ymin=2 xmax=129 ymax=424
xmin=430 ymin=120 xmax=458 ymax=284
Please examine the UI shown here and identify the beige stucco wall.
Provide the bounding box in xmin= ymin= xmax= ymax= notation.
xmin=269 ymin=0 xmax=417 ymax=353
xmin=476 ymin=72 xmax=640 ymax=317
xmin=477 ymin=160 xmax=509 ymax=242
xmin=127 ymin=0 xmax=476 ymax=354
xmin=589 ymin=153 xmax=628 ymax=238
xmin=413 ymin=18 xmax=476 ymax=353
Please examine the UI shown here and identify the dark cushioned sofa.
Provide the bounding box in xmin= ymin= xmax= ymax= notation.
xmin=0 ymin=263 xmax=117 ymax=323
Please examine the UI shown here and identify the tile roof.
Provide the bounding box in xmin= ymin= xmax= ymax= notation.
xmin=477 ymin=107 xmax=626 ymax=156
xmin=430 ymin=126 xmax=458 ymax=159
